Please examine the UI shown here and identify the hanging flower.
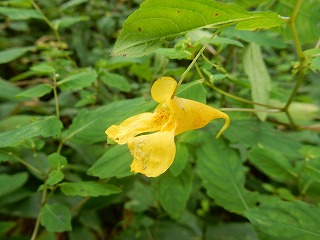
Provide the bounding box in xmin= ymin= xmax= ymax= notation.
xmin=106 ymin=77 xmax=230 ymax=177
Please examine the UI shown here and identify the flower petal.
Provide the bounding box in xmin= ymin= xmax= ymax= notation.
xmin=128 ymin=131 xmax=176 ymax=177
xmin=106 ymin=112 xmax=155 ymax=144
xmin=105 ymin=104 xmax=172 ymax=144
xmin=151 ymin=77 xmax=177 ymax=103
xmin=167 ymin=97 xmax=230 ymax=138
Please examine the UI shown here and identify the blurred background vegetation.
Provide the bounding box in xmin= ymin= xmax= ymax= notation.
xmin=0 ymin=0 xmax=319 ymax=239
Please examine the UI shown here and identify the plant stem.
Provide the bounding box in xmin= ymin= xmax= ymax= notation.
xmin=31 ymin=189 xmax=48 ymax=240
xmin=282 ymin=0 xmax=304 ymax=114
xmin=177 ymin=27 xmax=225 ymax=87
xmin=31 ymin=0 xmax=62 ymax=43
xmin=52 ymin=73 xmax=60 ymax=119
xmin=205 ymin=81 xmax=282 ymax=110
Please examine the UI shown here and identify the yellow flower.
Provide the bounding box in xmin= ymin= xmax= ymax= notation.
xmin=106 ymin=77 xmax=230 ymax=177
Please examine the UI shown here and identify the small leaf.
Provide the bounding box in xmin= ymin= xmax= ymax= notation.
xmin=40 ymin=203 xmax=72 ymax=232
xmin=0 ymin=46 xmax=34 ymax=64
xmin=112 ymin=0 xmax=284 ymax=57
xmin=100 ymin=71 xmax=131 ymax=92
xmin=52 ymin=16 xmax=89 ymax=30
xmin=243 ymin=43 xmax=271 ymax=121
xmin=87 ymin=145 xmax=132 ymax=179
xmin=0 ymin=172 xmax=29 ymax=197
xmin=155 ymin=48 xmax=192 ymax=60
xmin=153 ymin=167 xmax=193 ymax=218
xmin=58 ymin=70 xmax=97 ymax=91
xmin=48 ymin=153 xmax=68 ymax=169
xmin=60 ymin=181 xmax=121 ymax=197
xmin=16 ymin=84 xmax=52 ymax=98
xmin=245 ymin=200 xmax=320 ymax=240
xmin=197 ymin=137 xmax=259 ymax=213
xmin=0 ymin=7 xmax=44 ymax=20
xmin=45 ymin=170 xmax=64 ymax=186
xmin=30 ymin=63 xmax=55 ymax=74
xmin=0 ymin=116 xmax=62 ymax=148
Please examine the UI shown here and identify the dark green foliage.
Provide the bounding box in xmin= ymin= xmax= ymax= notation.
xmin=0 ymin=0 xmax=319 ymax=239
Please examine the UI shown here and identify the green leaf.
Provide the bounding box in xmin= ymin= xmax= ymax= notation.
xmin=0 ymin=46 xmax=34 ymax=64
xmin=87 ymin=145 xmax=132 ymax=179
xmin=60 ymin=181 xmax=121 ymax=197
xmin=248 ymin=147 xmax=296 ymax=183
xmin=0 ymin=79 xmax=21 ymax=100
xmin=206 ymin=223 xmax=258 ymax=240
xmin=30 ymin=63 xmax=55 ymax=74
xmin=176 ymin=80 xmax=207 ymax=103
xmin=62 ymin=98 xmax=151 ymax=144
xmin=311 ymin=57 xmax=320 ymax=71
xmin=100 ymin=71 xmax=131 ymax=92
xmin=48 ymin=153 xmax=68 ymax=169
xmin=45 ymin=170 xmax=64 ymax=186
xmin=112 ymin=0 xmax=284 ymax=57
xmin=245 ymin=200 xmax=320 ymax=240
xmin=15 ymin=84 xmax=52 ymax=98
xmin=52 ymin=16 xmax=89 ymax=30
xmin=0 ymin=150 xmax=17 ymax=163
xmin=0 ymin=7 xmax=44 ymax=20
xmin=0 ymin=172 xmax=28 ymax=197
xmin=126 ymin=181 xmax=157 ymax=212
xmin=155 ymin=48 xmax=192 ymax=60
xmin=0 ymin=116 xmax=62 ymax=148
xmin=153 ymin=167 xmax=193 ymax=218
xmin=40 ymin=203 xmax=72 ymax=232
xmin=243 ymin=43 xmax=271 ymax=121
xmin=197 ymin=138 xmax=259 ymax=213
xmin=60 ymin=0 xmax=88 ymax=10
xmin=223 ymin=119 xmax=302 ymax=159
xmin=58 ymin=70 xmax=97 ymax=91
xmin=170 ymin=142 xmax=189 ymax=177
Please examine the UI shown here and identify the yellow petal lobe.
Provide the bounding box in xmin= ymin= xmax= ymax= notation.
xmin=151 ymin=77 xmax=177 ymax=103
xmin=128 ymin=131 xmax=176 ymax=177
xmin=167 ymin=97 xmax=230 ymax=138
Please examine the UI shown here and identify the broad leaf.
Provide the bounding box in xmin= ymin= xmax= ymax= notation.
xmin=197 ymin=137 xmax=259 ymax=213
xmin=153 ymin=167 xmax=193 ymax=219
xmin=0 ymin=172 xmax=29 ymax=197
xmin=243 ymin=43 xmax=271 ymax=121
xmin=223 ymin=119 xmax=302 ymax=158
xmin=62 ymin=98 xmax=152 ymax=144
xmin=245 ymin=200 xmax=320 ymax=240
xmin=100 ymin=71 xmax=131 ymax=92
xmin=248 ymin=147 xmax=297 ymax=183
xmin=40 ymin=203 xmax=72 ymax=232
xmin=169 ymin=142 xmax=189 ymax=177
xmin=60 ymin=181 xmax=121 ymax=197
xmin=16 ymin=84 xmax=52 ymax=98
xmin=87 ymin=145 xmax=132 ymax=179
xmin=126 ymin=181 xmax=157 ymax=212
xmin=0 ymin=7 xmax=44 ymax=20
xmin=0 ymin=46 xmax=34 ymax=64
xmin=58 ymin=70 xmax=97 ymax=91
xmin=206 ymin=223 xmax=258 ymax=240
xmin=176 ymin=80 xmax=207 ymax=103
xmin=112 ymin=0 xmax=285 ymax=57
xmin=0 ymin=116 xmax=62 ymax=148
